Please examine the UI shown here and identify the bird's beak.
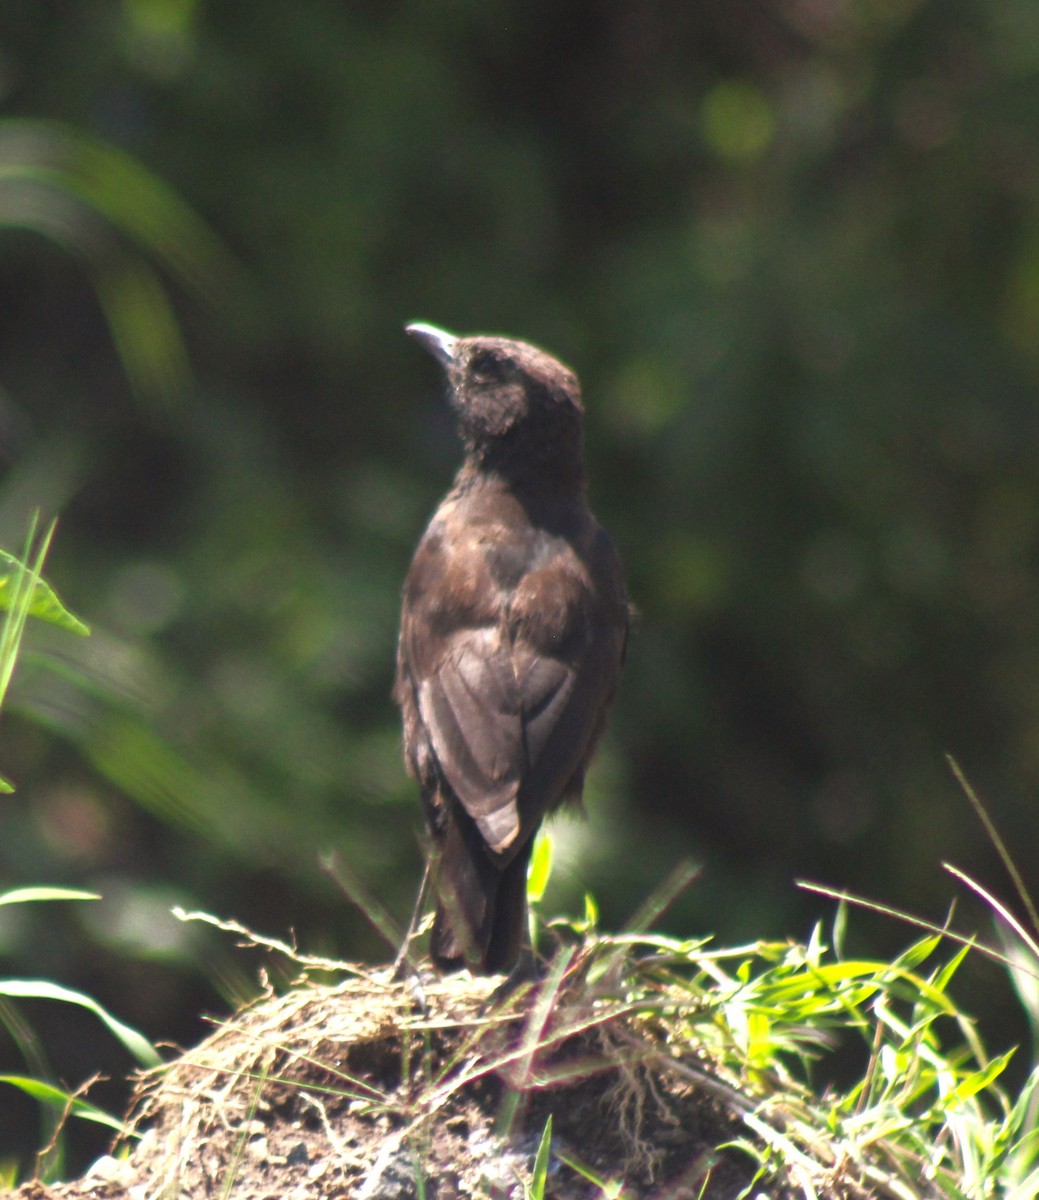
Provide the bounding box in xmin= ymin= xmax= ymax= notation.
xmin=406 ymin=322 xmax=458 ymax=368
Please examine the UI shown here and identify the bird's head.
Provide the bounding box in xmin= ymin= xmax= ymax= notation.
xmin=406 ymin=322 xmax=585 ymax=485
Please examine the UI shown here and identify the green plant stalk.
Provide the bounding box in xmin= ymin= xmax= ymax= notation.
xmin=0 ymin=516 xmax=52 ymax=718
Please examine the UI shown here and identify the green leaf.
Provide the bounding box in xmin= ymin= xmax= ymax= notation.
xmin=0 ymin=549 xmax=89 ymax=635
xmin=526 ymin=832 xmax=552 ymax=904
xmin=933 ymin=943 xmax=973 ymax=993
xmin=0 ymin=1075 xmax=125 ymax=1133
xmin=0 ymin=887 xmax=101 ymax=906
xmin=746 ymin=1009 xmax=774 ymax=1069
xmin=946 ymin=1049 xmax=1016 ymax=1105
xmin=893 ymin=934 xmax=944 ymax=973
xmin=528 ymin=1114 xmax=552 ymax=1200
xmin=0 ymin=980 xmax=160 ymax=1068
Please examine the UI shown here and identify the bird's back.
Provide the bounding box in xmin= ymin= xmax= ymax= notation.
xmin=396 ymin=474 xmax=626 ymax=970
xmin=396 ymin=324 xmax=627 ymax=973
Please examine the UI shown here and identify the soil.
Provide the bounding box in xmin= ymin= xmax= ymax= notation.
xmin=3 ymin=964 xmax=865 ymax=1200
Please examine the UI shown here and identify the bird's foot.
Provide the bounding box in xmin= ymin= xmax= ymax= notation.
xmin=489 ymin=948 xmax=545 ymax=1005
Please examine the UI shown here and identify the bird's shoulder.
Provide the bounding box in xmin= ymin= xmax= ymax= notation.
xmin=404 ymin=484 xmax=620 ymax=631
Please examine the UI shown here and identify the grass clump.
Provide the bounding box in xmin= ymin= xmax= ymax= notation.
xmin=91 ymin=892 xmax=1036 ymax=1200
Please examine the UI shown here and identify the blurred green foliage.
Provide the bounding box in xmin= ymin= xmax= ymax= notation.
xmin=3 ymin=0 xmax=1039 ymax=1173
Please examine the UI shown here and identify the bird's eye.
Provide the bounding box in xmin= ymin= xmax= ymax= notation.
xmin=469 ymin=352 xmax=504 ymax=384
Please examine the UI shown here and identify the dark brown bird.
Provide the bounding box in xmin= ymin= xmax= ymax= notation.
xmin=395 ymin=322 xmax=628 ymax=974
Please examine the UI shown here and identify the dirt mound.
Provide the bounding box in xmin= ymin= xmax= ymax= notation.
xmin=7 ymin=962 xmax=855 ymax=1199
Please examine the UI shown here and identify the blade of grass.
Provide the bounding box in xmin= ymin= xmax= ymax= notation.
xmin=943 ymin=863 xmax=1039 ymax=962
xmin=0 ymin=980 xmax=160 ymax=1068
xmin=527 ymin=832 xmax=552 ymax=905
xmin=0 ymin=516 xmax=54 ymax=789
xmin=621 ymin=858 xmax=701 ymax=936
xmin=799 ymin=880 xmax=1024 ymax=977
xmin=0 ymin=515 xmax=50 ymax=713
xmin=528 ymin=1114 xmax=553 ymax=1200
xmin=0 ymin=887 xmax=100 ymax=906
xmin=0 ymin=1076 xmax=125 ymax=1133
xmin=218 ymin=1065 xmax=270 ymax=1200
xmin=946 ymin=755 xmax=1039 ymax=941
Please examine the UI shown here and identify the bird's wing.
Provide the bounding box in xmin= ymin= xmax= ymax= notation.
xmin=510 ymin=610 xmax=623 ymax=812
xmin=417 ymin=619 xmax=602 ymax=857
xmin=397 ymin=519 xmax=528 ymax=854
xmin=398 ymin=512 xmax=627 ymax=861
xmin=415 ymin=623 xmax=528 ymax=853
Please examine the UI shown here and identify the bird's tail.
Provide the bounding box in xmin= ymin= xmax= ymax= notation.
xmin=430 ymin=800 xmax=533 ymax=975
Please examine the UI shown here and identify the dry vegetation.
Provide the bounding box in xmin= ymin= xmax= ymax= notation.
xmin=6 ymin=884 xmax=1032 ymax=1200
xmin=4 ymin=954 xmax=864 ymax=1200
